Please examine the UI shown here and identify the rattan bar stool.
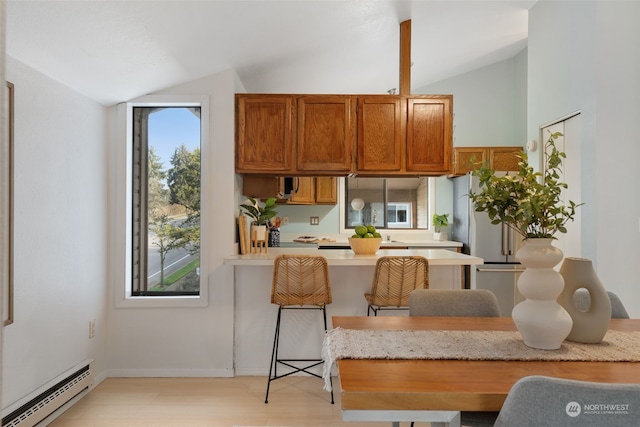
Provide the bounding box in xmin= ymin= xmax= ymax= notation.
xmin=365 ymin=256 xmax=429 ymax=316
xmin=265 ymin=254 xmax=334 ymax=404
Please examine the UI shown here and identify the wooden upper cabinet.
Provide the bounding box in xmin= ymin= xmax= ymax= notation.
xmin=236 ymin=93 xmax=453 ymax=176
xmin=356 ymin=96 xmax=404 ymax=173
xmin=453 ymin=147 xmax=488 ymax=175
xmin=452 ymin=146 xmax=524 ymax=176
xmin=297 ymin=96 xmax=355 ymax=174
xmin=356 ymin=95 xmax=452 ymax=176
xmin=489 ymin=147 xmax=523 ymax=172
xmin=241 ymin=175 xmax=336 ymax=205
xmin=406 ymin=96 xmax=452 ymax=174
xmin=235 ymin=94 xmax=294 ymax=174
xmin=288 ymin=177 xmax=315 ymax=204
xmin=315 ymin=177 xmax=338 ymax=204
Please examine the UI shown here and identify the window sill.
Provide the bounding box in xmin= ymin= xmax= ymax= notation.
xmin=115 ymin=294 xmax=208 ymax=309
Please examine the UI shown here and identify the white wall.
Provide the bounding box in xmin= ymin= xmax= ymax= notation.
xmin=528 ymin=1 xmax=640 ymax=316
xmin=415 ymin=53 xmax=528 ymax=149
xmin=2 ymin=56 xmax=108 ymax=406
xmin=106 ymin=69 xmax=241 ymax=377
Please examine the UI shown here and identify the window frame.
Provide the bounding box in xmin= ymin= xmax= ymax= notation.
xmin=387 ymin=202 xmax=412 ymax=228
xmin=115 ymin=95 xmax=209 ymax=308
xmin=339 ymin=177 xmax=437 ymax=236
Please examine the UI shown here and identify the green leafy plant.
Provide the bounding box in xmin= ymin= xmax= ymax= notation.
xmin=469 ymin=131 xmax=582 ymax=239
xmin=432 ymin=213 xmax=449 ymax=232
xmin=239 ymin=197 xmax=278 ymax=226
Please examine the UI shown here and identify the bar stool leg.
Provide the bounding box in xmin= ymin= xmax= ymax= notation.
xmin=265 ymin=306 xmax=283 ymax=403
xmin=321 ymin=305 xmax=335 ymax=404
xmin=265 ymin=305 xmax=334 ymax=404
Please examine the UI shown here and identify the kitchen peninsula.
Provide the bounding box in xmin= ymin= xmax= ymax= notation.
xmin=224 ymin=248 xmax=483 ymax=375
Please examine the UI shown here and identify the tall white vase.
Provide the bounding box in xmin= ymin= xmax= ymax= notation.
xmin=512 ymin=238 xmax=573 ymax=350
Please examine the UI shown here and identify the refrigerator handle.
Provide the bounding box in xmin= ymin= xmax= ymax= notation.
xmin=507 ymin=226 xmax=516 ymax=256
xmin=502 ymin=222 xmax=509 ymax=256
xmin=477 ymin=267 xmax=527 ymax=273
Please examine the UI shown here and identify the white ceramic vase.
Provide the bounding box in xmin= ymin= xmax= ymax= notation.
xmin=250 ymin=224 xmax=268 ymax=241
xmin=512 ymin=238 xmax=573 ymax=350
xmin=433 ymin=232 xmax=447 ymax=241
xmin=558 ymin=257 xmax=611 ymax=343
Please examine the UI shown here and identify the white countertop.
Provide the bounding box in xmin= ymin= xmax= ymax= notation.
xmin=316 ymin=240 xmax=462 ymax=248
xmin=223 ymin=248 xmax=483 ymax=266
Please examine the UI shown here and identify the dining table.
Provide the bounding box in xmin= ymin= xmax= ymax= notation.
xmin=327 ymin=316 xmax=640 ymax=427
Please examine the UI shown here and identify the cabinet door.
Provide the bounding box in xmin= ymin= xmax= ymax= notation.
xmin=296 ymin=95 xmax=355 ymax=174
xmin=453 ymin=147 xmax=488 ymax=175
xmin=235 ymin=94 xmax=294 ymax=173
xmin=315 ymin=177 xmax=337 ymax=205
xmin=406 ymin=96 xmax=452 ymax=174
xmin=489 ymin=147 xmax=524 ymax=171
xmin=288 ymin=177 xmax=315 ymax=205
xmin=356 ymin=96 xmax=404 ymax=173
xmin=241 ymin=175 xmax=282 ymax=199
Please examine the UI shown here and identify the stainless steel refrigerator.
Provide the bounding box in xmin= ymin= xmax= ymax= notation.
xmin=452 ymin=173 xmax=525 ymax=316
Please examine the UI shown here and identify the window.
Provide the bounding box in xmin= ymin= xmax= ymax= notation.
xmin=387 ymin=203 xmax=412 ymax=228
xmin=131 ymin=106 xmax=201 ymax=296
xmin=344 ymin=177 xmax=429 ymax=229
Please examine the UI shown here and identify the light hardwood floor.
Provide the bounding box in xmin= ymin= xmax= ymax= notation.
xmin=48 ymin=376 xmax=408 ymax=427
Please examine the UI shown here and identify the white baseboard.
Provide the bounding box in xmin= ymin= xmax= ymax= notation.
xmin=105 ymin=368 xmax=234 ymax=377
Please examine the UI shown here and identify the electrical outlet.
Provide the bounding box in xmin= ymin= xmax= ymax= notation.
xmin=281 ymin=216 xmax=289 ymax=226
xmin=310 ymin=216 xmax=319 ymax=225
xmin=89 ymin=320 xmax=96 ymax=339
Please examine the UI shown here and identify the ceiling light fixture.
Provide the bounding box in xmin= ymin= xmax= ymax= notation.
xmin=350 ymin=178 xmax=364 ymax=211
xmin=351 ymin=198 xmax=365 ymax=211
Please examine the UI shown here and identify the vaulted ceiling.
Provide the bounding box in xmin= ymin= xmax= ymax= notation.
xmin=6 ymin=0 xmax=536 ymax=106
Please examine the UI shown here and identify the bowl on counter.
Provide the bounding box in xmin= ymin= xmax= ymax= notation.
xmin=348 ymin=237 xmax=382 ymax=255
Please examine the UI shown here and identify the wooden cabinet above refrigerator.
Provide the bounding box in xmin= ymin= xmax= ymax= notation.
xmin=452 ymin=146 xmax=524 ymax=176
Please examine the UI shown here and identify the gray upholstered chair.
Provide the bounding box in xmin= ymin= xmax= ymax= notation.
xmin=494 ymin=375 xmax=640 ymax=426
xmin=408 ymin=289 xmax=501 ymax=427
xmin=573 ymin=289 xmax=630 ymax=319
xmin=409 ymin=289 xmax=501 ymax=317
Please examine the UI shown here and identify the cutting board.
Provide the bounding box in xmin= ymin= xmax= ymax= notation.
xmin=293 ymin=236 xmax=337 ymax=243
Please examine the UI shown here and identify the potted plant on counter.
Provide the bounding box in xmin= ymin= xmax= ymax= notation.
xmin=468 ymin=131 xmax=582 ymax=350
xmin=432 ymin=213 xmax=449 ymax=241
xmin=240 ymin=197 xmax=278 ymax=241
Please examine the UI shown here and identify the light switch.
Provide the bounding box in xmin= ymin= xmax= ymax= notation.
xmin=310 ymin=216 xmax=319 ymax=225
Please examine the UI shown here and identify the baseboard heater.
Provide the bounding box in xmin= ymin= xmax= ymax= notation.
xmin=2 ymin=359 xmax=94 ymax=427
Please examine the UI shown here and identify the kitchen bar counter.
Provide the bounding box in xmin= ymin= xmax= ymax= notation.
xmin=226 ymin=248 xmax=483 ymax=375
xmin=223 ymin=248 xmax=480 ymax=266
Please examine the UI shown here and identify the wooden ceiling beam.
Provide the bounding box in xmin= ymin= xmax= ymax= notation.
xmin=399 ymin=19 xmax=411 ymax=95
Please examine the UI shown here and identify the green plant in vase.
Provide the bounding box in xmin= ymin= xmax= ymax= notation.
xmin=239 ymin=197 xmax=278 ymax=226
xmin=468 ymin=132 xmax=581 ymax=239
xmin=240 ymin=197 xmax=278 ymax=242
xmin=468 ymin=131 xmax=583 ymax=350
xmin=432 ymin=213 xmax=449 ymax=241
